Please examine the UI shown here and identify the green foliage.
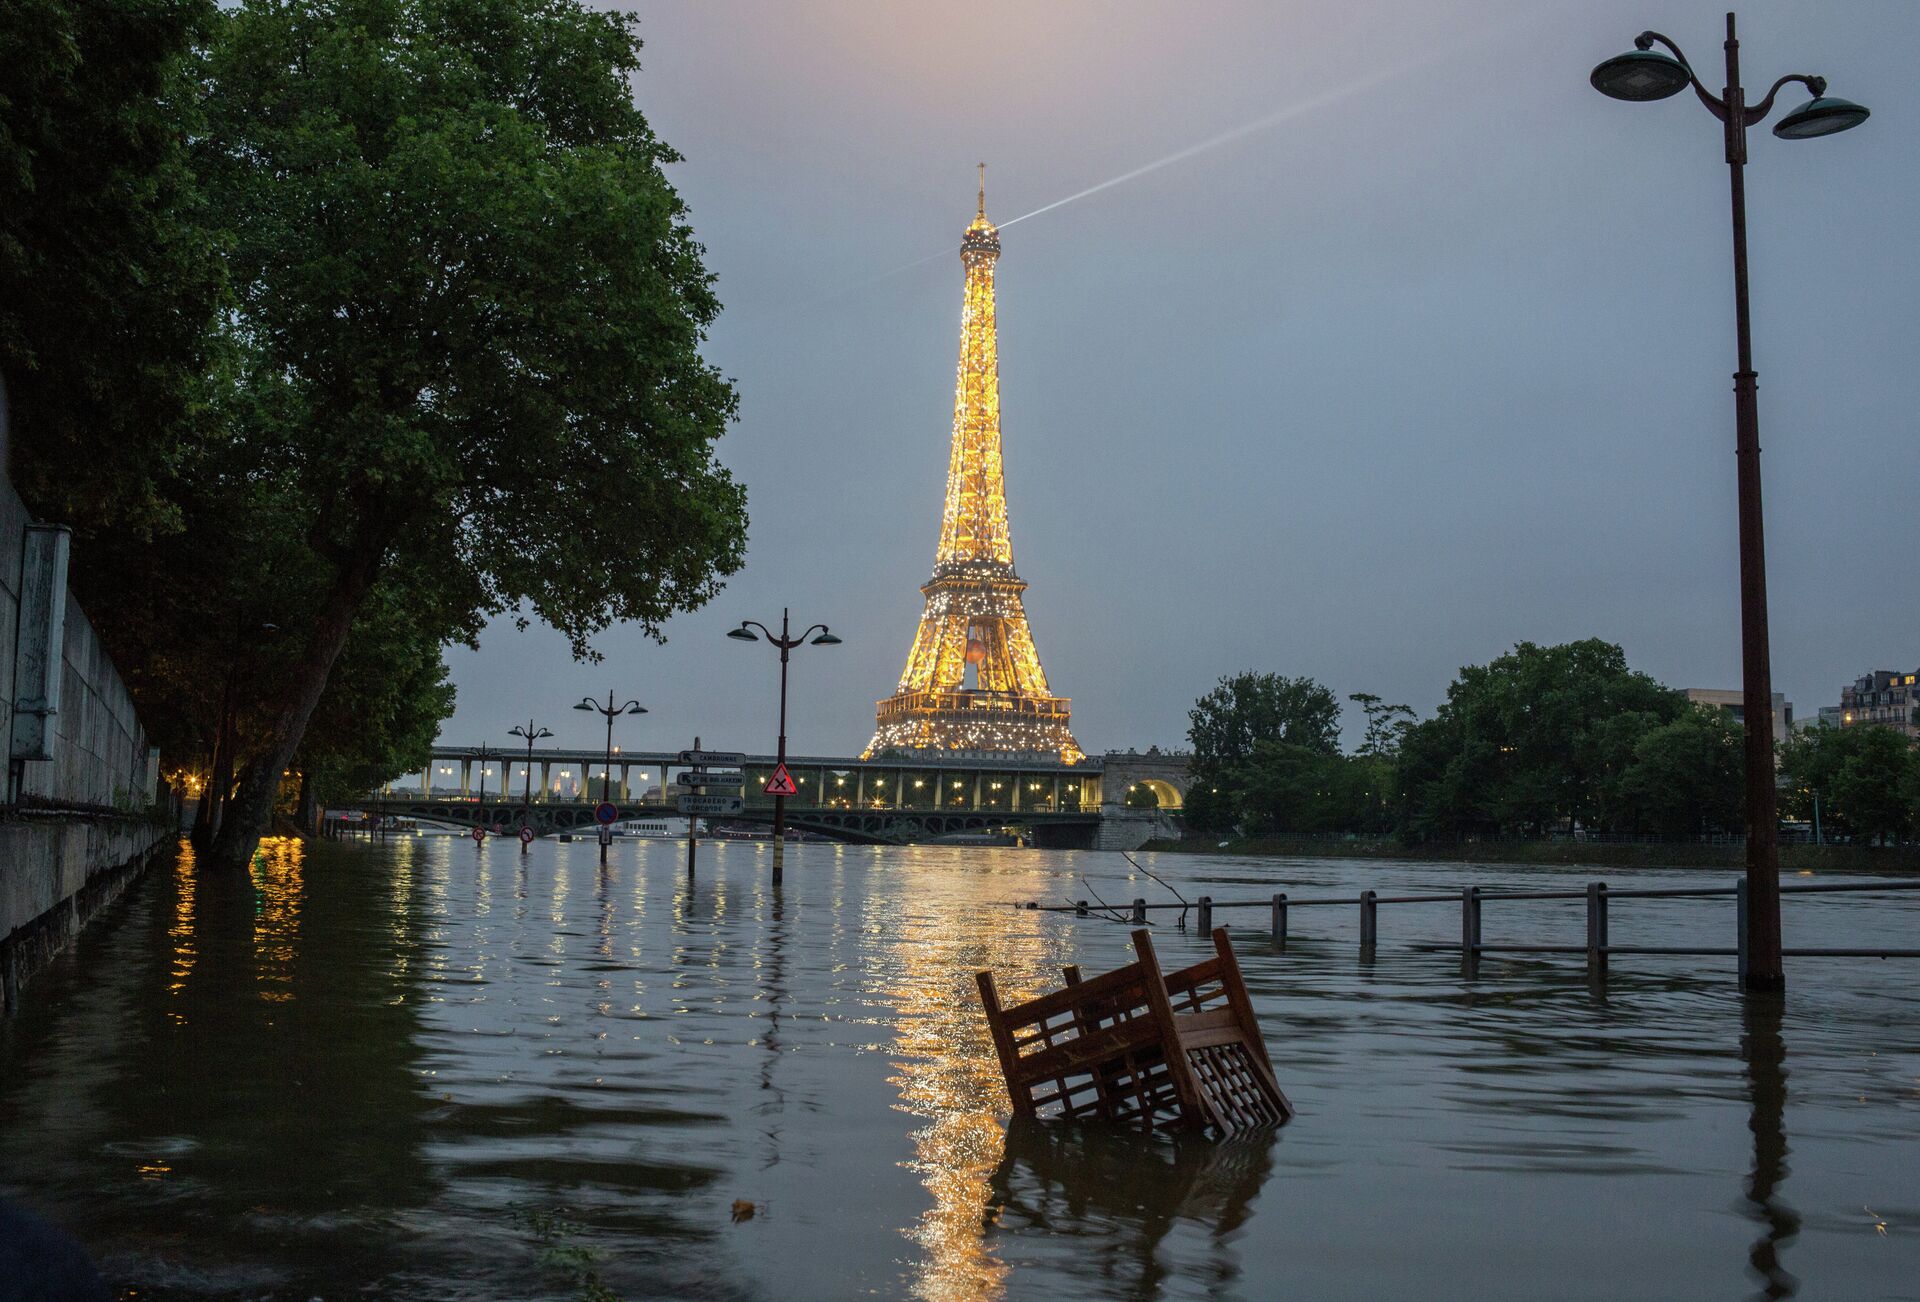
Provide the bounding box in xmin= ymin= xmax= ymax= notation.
xmin=1780 ymin=724 xmax=1918 ymax=844
xmin=1396 ymin=640 xmax=1684 ymax=840
xmin=1188 ymin=672 xmax=1341 ymax=775
xmin=0 ymin=0 xmax=224 ymax=534
xmin=180 ymin=0 xmax=748 ymax=864
xmin=1179 ymin=780 xmax=1237 ymax=835
xmin=1606 ymin=705 xmax=1744 ymax=838
xmin=1348 ymin=693 xmax=1415 ymax=759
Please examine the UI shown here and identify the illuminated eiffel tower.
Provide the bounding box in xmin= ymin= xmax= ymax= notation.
xmin=866 ymin=168 xmax=1083 ymax=763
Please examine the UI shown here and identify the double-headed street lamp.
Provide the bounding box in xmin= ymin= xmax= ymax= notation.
xmin=728 ymin=609 xmax=841 ymax=880
xmin=507 ymin=720 xmax=552 ymax=840
xmin=470 ymin=742 xmax=500 ymax=804
xmin=1592 ymin=13 xmax=1868 ymax=993
xmin=575 ymin=692 xmax=646 ymax=862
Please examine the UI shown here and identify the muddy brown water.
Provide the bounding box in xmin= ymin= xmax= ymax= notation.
xmin=2 ymin=836 xmax=1916 ymax=1300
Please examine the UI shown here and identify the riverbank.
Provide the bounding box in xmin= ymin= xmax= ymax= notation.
xmin=1143 ymin=835 xmax=1920 ymax=873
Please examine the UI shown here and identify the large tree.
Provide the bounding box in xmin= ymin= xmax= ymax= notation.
xmin=1606 ymin=705 xmax=1745 ymax=839
xmin=0 ymin=0 xmax=222 ymax=534
xmin=197 ymin=0 xmax=746 ymax=870
xmin=1188 ymin=671 xmax=1341 ymax=775
xmin=1780 ymin=723 xmax=1917 ymax=845
xmin=1397 ymin=639 xmax=1683 ymax=840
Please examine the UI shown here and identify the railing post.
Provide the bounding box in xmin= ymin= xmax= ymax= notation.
xmin=1462 ymin=886 xmax=1482 ymax=976
xmin=1736 ymin=877 xmax=1750 ymax=986
xmin=1271 ymin=893 xmax=1288 ymax=949
xmin=1197 ymin=896 xmax=1213 ymax=932
xmin=1075 ymin=899 xmax=1089 ymax=917
xmin=1132 ymin=897 xmax=1147 ymax=925
xmin=1586 ymin=881 xmax=1609 ymax=980
xmin=1359 ymin=890 xmax=1378 ymax=951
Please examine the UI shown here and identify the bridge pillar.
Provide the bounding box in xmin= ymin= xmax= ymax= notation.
xmin=539 ymin=762 xmax=550 ymax=799
xmin=420 ymin=766 xmax=431 ymax=796
xmin=619 ymin=764 xmax=630 ymax=800
xmin=459 ymin=761 xmax=470 ymax=796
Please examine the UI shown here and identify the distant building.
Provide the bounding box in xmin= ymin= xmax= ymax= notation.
xmin=1684 ymin=688 xmax=1792 ymax=748
xmin=1813 ymin=706 xmax=1845 ymax=731
xmin=1837 ymin=669 xmax=1920 ymax=739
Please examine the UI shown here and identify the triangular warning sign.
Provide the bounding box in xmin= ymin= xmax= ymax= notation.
xmin=763 ymin=763 xmax=799 ymax=797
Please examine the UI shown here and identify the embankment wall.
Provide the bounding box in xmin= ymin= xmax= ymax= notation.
xmin=1 ymin=379 xmax=166 ymax=1011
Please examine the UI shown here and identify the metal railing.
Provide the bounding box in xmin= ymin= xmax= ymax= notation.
xmin=1040 ymin=878 xmax=1920 ymax=982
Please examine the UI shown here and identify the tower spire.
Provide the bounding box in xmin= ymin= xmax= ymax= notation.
xmin=864 ymin=177 xmax=1081 ymax=763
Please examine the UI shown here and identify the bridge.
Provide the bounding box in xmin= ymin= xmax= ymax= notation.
xmin=345 ymin=746 xmax=1193 ymax=849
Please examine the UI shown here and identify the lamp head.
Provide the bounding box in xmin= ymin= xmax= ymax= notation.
xmin=812 ymin=630 xmax=842 ymax=646
xmin=1773 ymin=94 xmax=1869 ymax=139
xmin=1591 ymin=47 xmax=1692 ymax=101
xmin=626 ymin=704 xmax=648 ymax=715
xmin=573 ymin=701 xmax=594 ymax=712
xmin=727 ymin=625 xmax=759 ymax=642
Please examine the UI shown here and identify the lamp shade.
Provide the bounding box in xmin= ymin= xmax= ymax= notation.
xmin=1773 ymin=96 xmax=1869 ymax=139
xmin=1591 ymin=49 xmax=1691 ymax=101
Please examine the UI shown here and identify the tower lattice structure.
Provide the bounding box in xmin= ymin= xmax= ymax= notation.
xmin=866 ymin=169 xmax=1082 ymax=763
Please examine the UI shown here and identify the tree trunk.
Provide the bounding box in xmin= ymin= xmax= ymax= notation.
xmin=296 ymin=770 xmax=317 ymax=838
xmin=205 ymin=539 xmax=387 ymax=873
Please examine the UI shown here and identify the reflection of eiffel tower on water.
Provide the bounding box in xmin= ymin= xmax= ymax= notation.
xmin=865 ymin=168 xmax=1083 ymax=763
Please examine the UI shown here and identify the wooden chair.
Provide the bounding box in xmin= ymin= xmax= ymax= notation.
xmin=976 ymin=927 xmax=1292 ymax=1138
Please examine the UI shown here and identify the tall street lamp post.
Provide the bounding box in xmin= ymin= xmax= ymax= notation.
xmin=575 ymin=692 xmax=646 ymax=863
xmin=507 ymin=720 xmax=552 ymax=847
xmin=471 ymin=742 xmax=499 ymax=805
xmin=1592 ymin=12 xmax=1868 ymax=992
xmin=728 ymin=609 xmax=842 ymax=881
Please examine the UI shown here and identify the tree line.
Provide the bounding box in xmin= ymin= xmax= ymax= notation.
xmin=1182 ymin=639 xmax=1920 ymax=845
xmin=0 ymin=0 xmax=746 ymax=869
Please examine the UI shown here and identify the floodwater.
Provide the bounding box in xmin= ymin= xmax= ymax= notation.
xmin=2 ymin=837 xmax=1917 ymax=1301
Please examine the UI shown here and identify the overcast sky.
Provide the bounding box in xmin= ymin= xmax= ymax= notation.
xmin=438 ymin=0 xmax=1919 ymax=759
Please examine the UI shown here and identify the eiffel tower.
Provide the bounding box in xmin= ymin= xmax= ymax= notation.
xmin=865 ymin=168 xmax=1083 ymax=763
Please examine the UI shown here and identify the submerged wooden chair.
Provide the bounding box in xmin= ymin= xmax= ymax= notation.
xmin=976 ymin=927 xmax=1292 ymax=1138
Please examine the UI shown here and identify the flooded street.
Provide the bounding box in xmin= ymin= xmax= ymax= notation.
xmin=2 ymin=836 xmax=1917 ymax=1300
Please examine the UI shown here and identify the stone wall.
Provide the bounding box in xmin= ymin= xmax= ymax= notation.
xmin=1 ymin=378 xmax=167 ymax=1011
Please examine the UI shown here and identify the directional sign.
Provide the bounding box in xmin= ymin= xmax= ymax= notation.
xmin=678 ymin=749 xmax=745 ymax=767
xmin=471 ymin=826 xmax=486 ymax=843
xmin=676 ymin=771 xmax=744 ymax=788
xmin=518 ymin=825 xmax=536 ymax=845
xmin=677 ymin=794 xmax=744 ymax=816
xmin=595 ymin=801 xmax=619 ymax=825
xmin=763 ymin=763 xmax=799 ymax=797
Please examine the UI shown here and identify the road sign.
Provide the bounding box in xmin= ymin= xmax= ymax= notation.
xmin=678 ymin=749 xmax=744 ymax=767
xmin=598 ymin=825 xmax=613 ymax=847
xmin=763 ymin=763 xmax=798 ymax=797
xmin=595 ymin=801 xmax=619 ymax=825
xmin=518 ymin=825 xmax=535 ymax=845
xmin=675 ymin=771 xmax=744 ymax=788
xmin=470 ymin=826 xmax=486 ymax=843
xmin=677 ymin=794 xmax=744 ymax=816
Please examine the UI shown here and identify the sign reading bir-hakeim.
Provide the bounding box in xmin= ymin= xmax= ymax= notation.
xmin=865 ymin=168 xmax=1084 ymax=764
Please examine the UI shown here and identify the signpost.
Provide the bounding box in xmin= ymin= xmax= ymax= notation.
xmin=518 ymin=825 xmax=535 ymax=850
xmin=595 ymin=801 xmax=619 ymax=825
xmin=470 ymin=825 xmax=486 ymax=845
